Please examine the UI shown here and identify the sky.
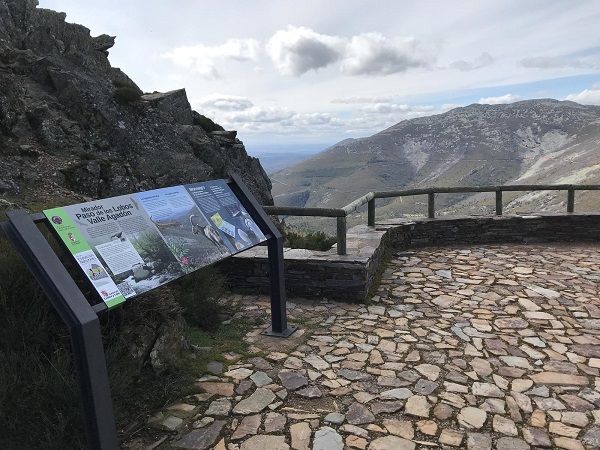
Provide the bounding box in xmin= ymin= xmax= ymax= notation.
xmin=38 ymin=0 xmax=600 ymax=154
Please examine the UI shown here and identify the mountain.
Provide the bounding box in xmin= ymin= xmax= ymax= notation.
xmin=0 ymin=0 xmax=272 ymax=212
xmin=272 ymin=99 xmax=600 ymax=222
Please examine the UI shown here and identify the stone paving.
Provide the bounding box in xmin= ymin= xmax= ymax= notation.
xmin=126 ymin=242 xmax=600 ymax=449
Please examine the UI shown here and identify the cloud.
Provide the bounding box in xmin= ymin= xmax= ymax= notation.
xmin=293 ymin=113 xmax=332 ymax=125
xmin=198 ymin=94 xmax=253 ymax=111
xmin=519 ymin=55 xmax=600 ymax=70
xmin=340 ymin=32 xmax=437 ymax=76
xmin=361 ymin=103 xmax=434 ymax=114
xmin=162 ymin=38 xmax=261 ymax=78
xmin=267 ymin=26 xmax=343 ymax=76
xmin=331 ymin=96 xmax=395 ymax=104
xmin=566 ymin=88 xmax=600 ymax=105
xmin=450 ymin=52 xmax=494 ymax=71
xmin=266 ymin=27 xmax=437 ymax=77
xmin=362 ymin=103 xmax=411 ymax=114
xmin=226 ymin=106 xmax=295 ymax=123
xmin=478 ymin=94 xmax=522 ymax=105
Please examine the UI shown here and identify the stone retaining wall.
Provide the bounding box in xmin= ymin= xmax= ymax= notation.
xmin=218 ymin=213 xmax=600 ymax=302
xmin=381 ymin=213 xmax=600 ymax=249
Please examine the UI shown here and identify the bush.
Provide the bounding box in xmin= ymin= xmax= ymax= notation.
xmin=274 ymin=219 xmax=337 ymax=251
xmin=192 ymin=112 xmax=224 ymax=133
xmin=285 ymin=229 xmax=337 ymax=251
xmin=113 ymin=86 xmax=143 ymax=105
xmin=170 ymin=266 xmax=227 ymax=330
xmin=0 ymin=236 xmax=87 ymax=449
xmin=0 ymin=227 xmax=226 ymax=448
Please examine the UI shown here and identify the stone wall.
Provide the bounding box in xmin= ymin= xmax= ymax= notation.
xmin=219 ymin=213 xmax=600 ymax=302
xmin=217 ymin=245 xmax=384 ymax=303
xmin=381 ymin=213 xmax=600 ymax=249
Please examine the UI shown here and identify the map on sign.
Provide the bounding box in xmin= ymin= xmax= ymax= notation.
xmin=44 ymin=179 xmax=266 ymax=308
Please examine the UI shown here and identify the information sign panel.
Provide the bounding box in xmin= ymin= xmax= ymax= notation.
xmin=44 ymin=179 xmax=266 ymax=308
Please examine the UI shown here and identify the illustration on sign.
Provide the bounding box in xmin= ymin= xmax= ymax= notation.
xmin=44 ymin=179 xmax=266 ymax=308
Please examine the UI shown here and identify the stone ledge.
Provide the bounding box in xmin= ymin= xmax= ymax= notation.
xmin=217 ymin=213 xmax=600 ymax=302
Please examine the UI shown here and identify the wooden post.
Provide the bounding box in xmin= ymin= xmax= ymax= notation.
xmin=337 ymin=216 xmax=346 ymax=255
xmin=428 ymin=192 xmax=435 ymax=219
xmin=368 ymin=199 xmax=375 ymax=227
xmin=567 ymin=188 xmax=575 ymax=213
xmin=495 ymin=190 xmax=503 ymax=216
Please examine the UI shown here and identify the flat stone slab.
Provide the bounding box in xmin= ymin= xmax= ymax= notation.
xmin=379 ymin=387 xmax=413 ymax=400
xmin=233 ymin=388 xmax=276 ymax=415
xmin=240 ymin=435 xmax=289 ymax=450
xmin=494 ymin=318 xmax=529 ymax=329
xmin=173 ymin=420 xmax=226 ymax=449
xmin=405 ymin=395 xmax=430 ymax=418
xmin=369 ymin=435 xmax=416 ymax=450
xmin=496 ymin=437 xmax=530 ymax=450
xmin=278 ymin=372 xmax=308 ymax=390
xmin=571 ymin=344 xmax=600 ymax=357
xmin=529 ymin=372 xmax=589 ymax=386
xmin=472 ymin=382 xmax=505 ymax=398
xmin=313 ymin=426 xmax=343 ymax=450
xmin=458 ymin=407 xmax=487 ymax=429
xmin=346 ymin=402 xmax=375 ymax=425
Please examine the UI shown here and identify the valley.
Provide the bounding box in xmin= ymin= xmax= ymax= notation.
xmin=271 ymin=100 xmax=600 ymax=232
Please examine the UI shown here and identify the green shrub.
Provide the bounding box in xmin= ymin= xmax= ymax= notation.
xmin=192 ymin=112 xmax=224 ymax=133
xmin=113 ymin=86 xmax=143 ymax=105
xmin=285 ymin=229 xmax=337 ymax=251
xmin=171 ymin=266 xmax=227 ymax=330
xmin=273 ymin=219 xmax=337 ymax=251
xmin=0 ymin=236 xmax=87 ymax=449
xmin=0 ymin=228 xmax=225 ymax=448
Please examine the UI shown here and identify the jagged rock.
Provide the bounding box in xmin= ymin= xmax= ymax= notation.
xmin=0 ymin=0 xmax=273 ymax=209
xmin=142 ymin=89 xmax=193 ymax=125
xmin=91 ymin=34 xmax=115 ymax=52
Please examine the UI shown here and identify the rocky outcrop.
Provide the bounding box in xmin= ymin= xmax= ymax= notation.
xmin=0 ymin=0 xmax=272 ymax=208
xmin=0 ymin=0 xmax=273 ymax=374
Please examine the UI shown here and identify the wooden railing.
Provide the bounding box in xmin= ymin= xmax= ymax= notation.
xmin=264 ymin=184 xmax=600 ymax=255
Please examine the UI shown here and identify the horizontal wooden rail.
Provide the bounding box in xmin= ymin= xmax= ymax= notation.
xmin=263 ymin=206 xmax=344 ymax=217
xmin=265 ymin=184 xmax=600 ymax=255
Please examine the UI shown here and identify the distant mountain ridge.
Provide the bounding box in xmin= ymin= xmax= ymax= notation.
xmin=272 ymin=99 xmax=600 ymax=221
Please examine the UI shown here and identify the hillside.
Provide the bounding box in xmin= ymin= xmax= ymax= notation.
xmin=272 ymin=99 xmax=600 ymax=224
xmin=0 ymin=0 xmax=272 ymax=212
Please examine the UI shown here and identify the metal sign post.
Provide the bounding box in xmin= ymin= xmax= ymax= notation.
xmin=1 ymin=210 xmax=119 ymax=450
xmin=0 ymin=175 xmax=295 ymax=449
xmin=228 ymin=174 xmax=297 ymax=337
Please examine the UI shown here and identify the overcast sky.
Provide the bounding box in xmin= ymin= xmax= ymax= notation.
xmin=38 ymin=0 xmax=600 ymax=153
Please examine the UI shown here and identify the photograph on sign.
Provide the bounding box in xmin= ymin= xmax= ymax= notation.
xmin=134 ymin=185 xmax=233 ymax=273
xmin=185 ymin=179 xmax=266 ymax=253
xmin=73 ymin=249 xmax=125 ymax=303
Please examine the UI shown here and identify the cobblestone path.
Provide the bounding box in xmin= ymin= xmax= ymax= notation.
xmin=127 ymin=242 xmax=600 ymax=449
